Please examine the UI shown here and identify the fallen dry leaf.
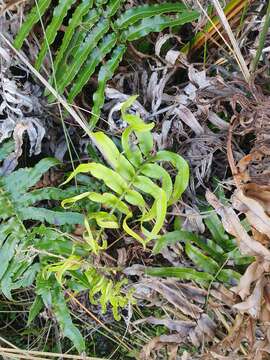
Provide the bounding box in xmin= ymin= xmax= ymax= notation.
xmin=206 ymin=191 xmax=270 ymax=259
xmin=139 ymin=334 xmax=183 ymax=360
xmin=233 ymin=278 xmax=264 ymax=318
xmin=231 ymin=260 xmax=268 ymax=300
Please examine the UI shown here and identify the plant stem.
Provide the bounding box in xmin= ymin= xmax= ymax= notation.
xmin=251 ymin=0 xmax=270 ymax=73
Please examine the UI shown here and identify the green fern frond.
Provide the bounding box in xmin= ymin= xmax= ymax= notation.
xmin=90 ymin=44 xmax=126 ymax=128
xmin=35 ymin=0 xmax=76 ymax=70
xmin=151 ymin=207 xmax=253 ymax=286
xmin=62 ymin=96 xmax=189 ymax=248
xmin=14 ymin=1 xmax=199 ymax=126
xmin=0 ymin=157 xmax=83 ymax=299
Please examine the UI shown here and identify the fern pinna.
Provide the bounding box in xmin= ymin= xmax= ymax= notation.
xmin=14 ymin=0 xmax=198 ymax=127
xmin=61 ymin=96 xmax=189 ymax=249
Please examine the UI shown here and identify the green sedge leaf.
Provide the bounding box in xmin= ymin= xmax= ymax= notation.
xmin=35 ymin=0 xmax=76 ymax=70
xmin=14 ymin=0 xmax=52 ymax=49
xmin=115 ymin=3 xmax=187 ymax=29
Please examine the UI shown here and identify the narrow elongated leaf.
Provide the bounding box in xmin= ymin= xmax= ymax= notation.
xmin=0 ymin=236 xmax=18 ymax=280
xmin=145 ymin=267 xmax=214 ymax=282
xmin=122 ymin=12 xmax=199 ymax=42
xmin=185 ymin=241 xmax=219 ymax=274
xmin=90 ymin=131 xmax=120 ymax=168
xmin=3 ymin=158 xmax=59 ymax=195
xmin=90 ymin=44 xmax=126 ymax=128
xmin=19 ymin=207 xmax=83 ymax=225
xmin=56 ymin=18 xmax=110 ymax=95
xmin=154 ymin=150 xmax=189 ymax=205
xmin=27 ymin=295 xmax=44 ymax=325
xmin=53 ymin=0 xmax=94 ymax=72
xmin=35 ymin=0 xmax=76 ymax=70
xmin=89 ymin=211 xmax=119 ymax=228
xmin=88 ymin=192 xmax=130 ymax=214
xmin=52 ymin=284 xmax=85 ymax=352
xmin=140 ymin=163 xmax=172 ymax=201
xmin=62 ymin=163 xmax=127 ymax=194
xmin=17 ymin=187 xmax=83 ymax=206
xmin=115 ymin=3 xmax=187 ymax=29
xmin=124 ymin=189 xmax=145 ymax=207
xmin=0 ymin=141 xmax=14 ymax=162
xmin=153 ymin=230 xmax=200 ymax=254
xmin=204 ymin=211 xmax=233 ymax=251
xmin=68 ymin=33 xmax=117 ymax=102
xmin=14 ymin=0 xmax=52 ymax=49
xmin=104 ymin=0 xmax=123 ymax=17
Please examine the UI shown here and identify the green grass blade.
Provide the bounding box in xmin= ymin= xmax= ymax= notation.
xmin=35 ymin=0 xmax=76 ymax=70
xmin=115 ymin=3 xmax=187 ymax=29
xmin=13 ymin=0 xmax=52 ymax=49
xmin=89 ymin=44 xmax=126 ymax=128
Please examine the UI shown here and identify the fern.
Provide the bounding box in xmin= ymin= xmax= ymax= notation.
xmin=14 ymin=1 xmax=199 ymax=128
xmin=0 ymin=157 xmax=84 ymax=299
xmin=0 ymin=150 xmax=136 ymax=351
xmin=61 ymin=96 xmax=189 ymax=249
xmin=147 ymin=207 xmax=253 ymax=286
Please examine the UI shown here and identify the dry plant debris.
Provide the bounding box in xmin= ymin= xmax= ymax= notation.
xmin=0 ymin=0 xmax=270 ymax=359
